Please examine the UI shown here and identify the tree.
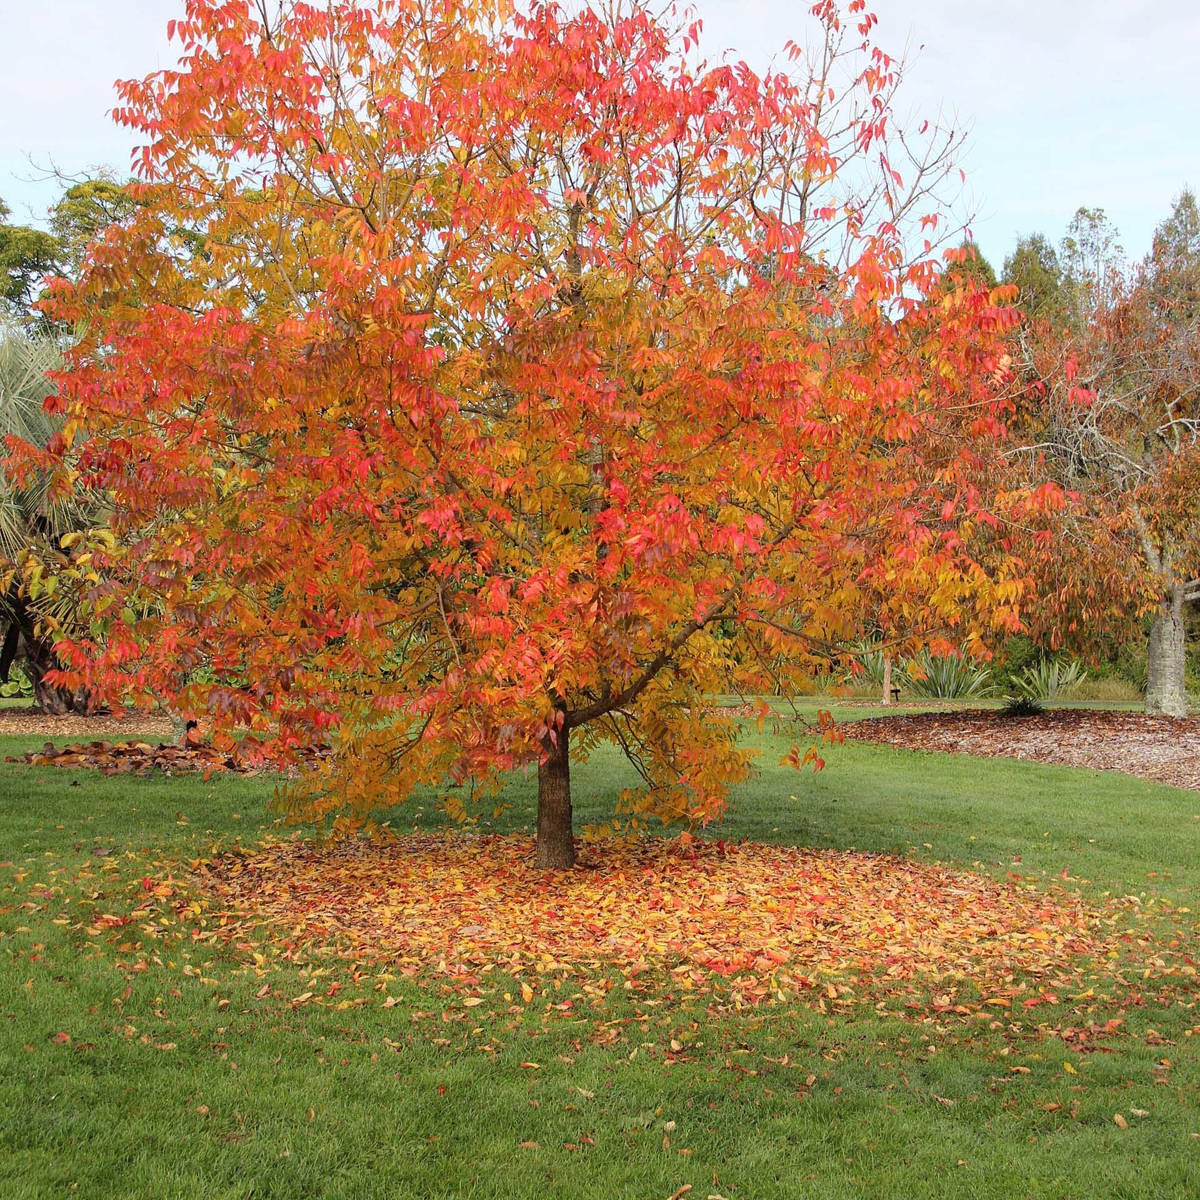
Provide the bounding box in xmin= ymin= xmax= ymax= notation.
xmin=1 ymin=180 xmax=138 ymax=325
xmin=1008 ymin=195 xmax=1200 ymax=715
xmin=937 ymin=240 xmax=997 ymax=294
xmin=49 ymin=178 xmax=139 ymax=283
xmin=0 ymin=323 xmax=102 ymax=712
xmin=0 ymin=200 xmax=60 ymax=318
xmin=38 ymin=0 xmax=1020 ymax=866
xmin=1003 ymin=233 xmax=1066 ymax=326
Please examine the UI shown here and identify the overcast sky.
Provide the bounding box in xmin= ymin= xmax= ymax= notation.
xmin=2 ymin=0 xmax=1196 ymax=268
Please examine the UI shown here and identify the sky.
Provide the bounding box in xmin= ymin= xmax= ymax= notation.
xmin=2 ymin=0 xmax=1197 ymax=269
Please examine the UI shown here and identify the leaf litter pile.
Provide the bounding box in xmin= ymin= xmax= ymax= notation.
xmin=187 ymin=833 xmax=1157 ymax=1009
xmin=9 ymin=739 xmax=328 ymax=776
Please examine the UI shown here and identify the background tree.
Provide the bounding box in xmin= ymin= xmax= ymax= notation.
xmin=0 ymin=200 xmax=60 ymax=319
xmin=937 ymin=240 xmax=997 ymax=294
xmin=1003 ymin=233 xmax=1067 ymax=326
xmin=38 ymin=0 xmax=1021 ymax=867
xmin=0 ymin=322 xmax=102 ymax=712
xmin=49 ymin=177 xmax=139 ymax=283
xmin=1 ymin=180 xmax=138 ymax=324
xmin=1006 ymin=195 xmax=1200 ymax=715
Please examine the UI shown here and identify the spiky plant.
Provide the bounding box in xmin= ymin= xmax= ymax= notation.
xmin=1011 ymin=657 xmax=1087 ymax=702
xmin=906 ymin=648 xmax=996 ymax=700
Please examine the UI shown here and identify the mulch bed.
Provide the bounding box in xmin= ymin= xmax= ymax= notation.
xmin=846 ymin=708 xmax=1200 ymax=792
xmin=0 ymin=708 xmax=173 ymax=738
xmin=5 ymin=704 xmax=1197 ymax=791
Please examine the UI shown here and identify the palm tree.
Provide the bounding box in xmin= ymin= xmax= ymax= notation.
xmin=0 ymin=323 xmax=101 ymax=713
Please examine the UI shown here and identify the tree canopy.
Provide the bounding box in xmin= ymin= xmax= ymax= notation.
xmin=34 ymin=0 xmax=1024 ymax=865
xmin=1005 ymin=193 xmax=1200 ymax=714
xmin=0 ymin=200 xmax=60 ymax=317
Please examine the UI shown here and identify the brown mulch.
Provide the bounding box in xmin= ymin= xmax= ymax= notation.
xmin=0 ymin=708 xmax=173 ymax=738
xmin=846 ymin=708 xmax=1200 ymax=792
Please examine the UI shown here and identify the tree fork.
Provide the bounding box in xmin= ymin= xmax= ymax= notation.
xmin=535 ymin=724 xmax=575 ymax=869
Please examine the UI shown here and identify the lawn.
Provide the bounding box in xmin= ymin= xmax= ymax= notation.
xmin=1 ymin=712 xmax=1198 ymax=1199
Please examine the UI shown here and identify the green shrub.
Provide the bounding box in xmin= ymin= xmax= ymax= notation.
xmin=905 ymin=649 xmax=995 ymax=699
xmin=1011 ymin=657 xmax=1086 ymax=701
xmin=0 ymin=662 xmax=32 ymax=700
xmin=992 ymin=634 xmax=1041 ymax=692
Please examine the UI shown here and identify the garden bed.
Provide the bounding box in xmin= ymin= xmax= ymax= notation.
xmin=846 ymin=707 xmax=1200 ymax=791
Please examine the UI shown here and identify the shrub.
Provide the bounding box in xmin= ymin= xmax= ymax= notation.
xmin=847 ymin=641 xmax=888 ymax=687
xmin=0 ymin=662 xmax=32 ymax=700
xmin=905 ymin=649 xmax=996 ymax=699
xmin=1011 ymin=657 xmax=1086 ymax=702
xmin=1069 ymin=677 xmax=1144 ymax=704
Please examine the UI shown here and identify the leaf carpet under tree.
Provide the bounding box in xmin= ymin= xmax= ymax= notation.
xmin=186 ymin=833 xmax=1136 ymax=1009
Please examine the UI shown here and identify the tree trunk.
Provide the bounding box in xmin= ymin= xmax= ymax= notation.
xmin=23 ymin=636 xmax=80 ymax=715
xmin=1146 ymin=587 xmax=1188 ymax=717
xmin=881 ymin=652 xmax=893 ymax=706
xmin=535 ymin=725 xmax=575 ymax=869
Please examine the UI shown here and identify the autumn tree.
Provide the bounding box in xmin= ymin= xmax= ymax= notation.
xmin=36 ymin=0 xmax=1021 ymax=866
xmin=1007 ymin=197 xmax=1200 ymax=715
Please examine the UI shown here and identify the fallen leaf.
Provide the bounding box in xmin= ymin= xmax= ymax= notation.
xmin=189 ymin=832 xmax=1126 ymax=1012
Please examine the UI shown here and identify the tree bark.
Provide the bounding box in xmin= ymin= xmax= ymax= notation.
xmin=22 ymin=635 xmax=82 ymax=715
xmin=535 ymin=725 xmax=575 ymax=869
xmin=1145 ymin=587 xmax=1188 ymax=717
xmin=881 ymin=652 xmax=893 ymax=706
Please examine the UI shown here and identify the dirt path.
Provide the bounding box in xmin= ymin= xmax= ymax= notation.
xmin=846 ymin=708 xmax=1200 ymax=792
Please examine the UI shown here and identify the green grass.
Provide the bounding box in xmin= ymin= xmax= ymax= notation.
xmin=2 ymin=713 xmax=1199 ymax=1199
